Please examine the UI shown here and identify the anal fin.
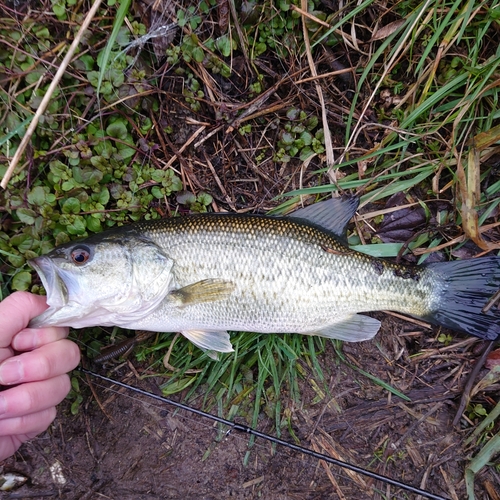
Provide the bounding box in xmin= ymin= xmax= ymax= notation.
xmin=304 ymin=314 xmax=381 ymax=342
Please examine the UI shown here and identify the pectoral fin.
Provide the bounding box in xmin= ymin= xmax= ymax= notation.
xmin=181 ymin=329 xmax=234 ymax=355
xmin=304 ymin=314 xmax=381 ymax=342
xmin=168 ymin=279 xmax=235 ymax=306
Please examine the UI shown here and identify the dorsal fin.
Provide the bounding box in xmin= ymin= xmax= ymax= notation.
xmin=289 ymin=196 xmax=359 ymax=240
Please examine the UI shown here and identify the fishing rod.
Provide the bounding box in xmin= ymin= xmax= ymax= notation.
xmin=79 ymin=367 xmax=450 ymax=500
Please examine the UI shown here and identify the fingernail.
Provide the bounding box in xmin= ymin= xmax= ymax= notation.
xmin=0 ymin=394 xmax=6 ymax=415
xmin=0 ymin=359 xmax=22 ymax=385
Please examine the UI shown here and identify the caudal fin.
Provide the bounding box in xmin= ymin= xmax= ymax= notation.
xmin=424 ymin=256 xmax=500 ymax=341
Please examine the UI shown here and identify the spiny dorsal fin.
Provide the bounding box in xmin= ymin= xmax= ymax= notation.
xmin=289 ymin=196 xmax=359 ymax=240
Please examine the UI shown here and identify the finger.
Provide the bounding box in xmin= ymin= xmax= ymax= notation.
xmin=12 ymin=326 xmax=69 ymax=351
xmin=0 ymin=292 xmax=48 ymax=348
xmin=0 ymin=340 xmax=80 ymax=385
xmin=0 ymin=375 xmax=70 ymax=420
xmin=0 ymin=407 xmax=57 ymax=441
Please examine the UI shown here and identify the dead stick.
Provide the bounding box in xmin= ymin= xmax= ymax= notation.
xmin=291 ymin=4 xmax=331 ymax=27
xmin=1 ymin=0 xmax=103 ymax=189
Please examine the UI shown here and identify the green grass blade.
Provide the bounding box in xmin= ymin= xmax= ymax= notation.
xmin=465 ymin=431 xmax=500 ymax=499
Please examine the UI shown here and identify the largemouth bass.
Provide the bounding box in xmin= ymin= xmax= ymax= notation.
xmin=29 ymin=197 xmax=500 ymax=354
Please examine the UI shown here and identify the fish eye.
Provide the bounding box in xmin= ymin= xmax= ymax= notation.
xmin=70 ymin=246 xmax=92 ymax=265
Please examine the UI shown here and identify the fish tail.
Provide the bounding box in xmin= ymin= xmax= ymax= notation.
xmin=423 ymin=256 xmax=500 ymax=341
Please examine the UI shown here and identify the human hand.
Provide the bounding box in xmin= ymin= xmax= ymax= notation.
xmin=0 ymin=291 xmax=80 ymax=461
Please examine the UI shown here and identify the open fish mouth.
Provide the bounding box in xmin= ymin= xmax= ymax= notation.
xmin=28 ymin=256 xmax=69 ymax=326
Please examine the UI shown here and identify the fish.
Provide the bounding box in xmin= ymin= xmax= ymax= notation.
xmin=28 ymin=196 xmax=500 ymax=355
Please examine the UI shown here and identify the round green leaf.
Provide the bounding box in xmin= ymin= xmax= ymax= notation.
xmin=16 ymin=235 xmax=35 ymax=253
xmin=151 ymin=186 xmax=164 ymax=199
xmin=286 ymin=108 xmax=300 ymax=120
xmin=216 ymin=36 xmax=232 ymax=57
xmin=8 ymin=254 xmax=25 ymax=268
xmin=52 ymin=0 xmax=66 ymax=18
xmin=16 ymin=208 xmax=37 ymax=225
xmin=66 ymin=216 xmax=86 ymax=235
xmin=192 ymin=47 xmax=205 ymax=63
xmin=62 ymin=198 xmax=81 ymax=214
xmin=197 ymin=192 xmax=213 ymax=206
xmin=86 ymin=216 xmax=102 ymax=233
xmin=106 ymin=121 xmax=128 ymax=140
xmin=151 ymin=170 xmax=166 ymax=183
xmin=12 ymin=271 xmax=32 ymax=291
xmin=281 ymin=132 xmax=294 ymax=145
xmin=300 ymin=131 xmax=313 ymax=146
xmin=97 ymin=187 xmax=110 ymax=205
xmin=62 ymin=180 xmax=76 ymax=191
xmin=27 ymin=186 xmax=47 ymax=206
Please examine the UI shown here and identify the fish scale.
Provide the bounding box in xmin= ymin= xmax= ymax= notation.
xmin=129 ymin=213 xmax=436 ymax=333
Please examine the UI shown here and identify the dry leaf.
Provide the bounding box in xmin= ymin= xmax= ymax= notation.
xmin=467 ymin=123 xmax=500 ymax=149
xmin=371 ymin=19 xmax=405 ymax=41
xmin=485 ymin=349 xmax=500 ymax=370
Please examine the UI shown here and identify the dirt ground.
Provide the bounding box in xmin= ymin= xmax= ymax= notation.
xmin=2 ymin=314 xmax=499 ymax=500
